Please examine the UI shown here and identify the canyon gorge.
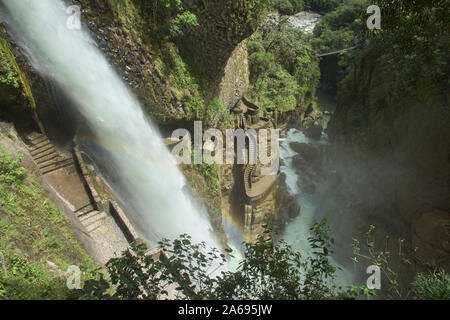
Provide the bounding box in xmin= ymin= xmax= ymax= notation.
xmin=0 ymin=0 xmax=448 ymax=300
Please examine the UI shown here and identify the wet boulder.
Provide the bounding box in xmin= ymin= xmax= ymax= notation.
xmin=287 ymin=200 xmax=301 ymax=219
xmin=297 ymin=179 xmax=316 ymax=194
xmin=302 ymin=109 xmax=323 ymax=139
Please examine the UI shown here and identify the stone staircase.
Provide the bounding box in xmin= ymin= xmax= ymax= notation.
xmin=26 ymin=132 xmax=107 ymax=235
xmin=26 ymin=133 xmax=74 ymax=175
xmin=73 ymin=203 xmax=107 ymax=234
xmin=244 ymin=140 xmax=257 ymax=192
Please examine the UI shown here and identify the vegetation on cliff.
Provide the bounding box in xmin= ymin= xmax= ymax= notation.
xmin=321 ymin=0 xmax=449 ymax=296
xmin=0 ymin=30 xmax=39 ymax=132
xmin=247 ymin=20 xmax=320 ymax=114
xmin=0 ymin=151 xmax=96 ymax=299
xmin=106 ymin=0 xmax=198 ymax=40
xmin=329 ymin=0 xmax=449 ymax=148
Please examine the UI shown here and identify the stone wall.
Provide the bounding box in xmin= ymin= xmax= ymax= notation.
xmin=218 ymin=39 xmax=250 ymax=109
xmin=181 ymin=0 xmax=265 ymax=89
xmin=244 ymin=184 xmax=282 ymax=242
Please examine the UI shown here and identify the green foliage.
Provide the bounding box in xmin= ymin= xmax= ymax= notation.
xmin=352 ymin=225 xmax=409 ymax=299
xmin=275 ymin=0 xmax=295 ymax=15
xmin=247 ymin=21 xmax=320 ymax=113
xmin=412 ymin=270 xmax=450 ymax=300
xmin=198 ymin=163 xmax=221 ymax=196
xmin=328 ymin=0 xmax=448 ymax=97
xmin=73 ymin=235 xmax=226 ymax=300
xmin=74 ymin=220 xmax=360 ymax=300
xmin=306 ymin=0 xmax=344 ymax=12
xmin=310 ymin=0 xmax=367 ymax=94
xmin=0 ymin=49 xmax=20 ymax=88
xmin=333 ymin=0 xmax=449 ymax=143
xmin=153 ymin=0 xmax=198 ymax=38
xmin=0 ymin=150 xmax=27 ymax=184
xmin=215 ymin=220 xmax=341 ymax=300
xmin=0 ymin=151 xmax=96 ymax=299
xmin=367 ymin=0 xmax=449 ymax=93
xmin=351 ymin=225 xmax=450 ymax=300
xmin=312 ymin=0 xmax=367 ymax=53
xmin=369 ymin=0 xmax=448 ymax=61
xmin=166 ymin=7 xmax=198 ymax=37
xmin=206 ymin=99 xmax=230 ymax=126
xmin=0 ymin=36 xmax=36 ymax=109
xmin=154 ymin=43 xmax=205 ymax=120
xmin=107 ymin=0 xmax=198 ymax=40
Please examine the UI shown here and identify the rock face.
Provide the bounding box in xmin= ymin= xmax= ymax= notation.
xmin=412 ymin=211 xmax=450 ymax=266
xmin=326 ymin=46 xmax=450 ymax=279
xmin=218 ymin=40 xmax=250 ymax=109
xmin=276 ymin=180 xmax=301 ymax=219
xmin=72 ymin=0 xmax=186 ymax=118
xmin=290 ymin=142 xmax=325 ymax=194
xmin=181 ymin=0 xmax=265 ymax=88
xmin=63 ymin=0 xmax=263 ymax=120
xmin=302 ymin=106 xmax=323 ymax=139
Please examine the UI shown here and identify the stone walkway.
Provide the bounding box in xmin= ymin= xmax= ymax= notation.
xmin=246 ymin=174 xmax=279 ymax=200
xmin=26 ymin=132 xmax=129 ymax=265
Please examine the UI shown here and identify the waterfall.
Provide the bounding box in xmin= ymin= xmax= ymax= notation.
xmin=1 ymin=0 xmax=218 ymax=246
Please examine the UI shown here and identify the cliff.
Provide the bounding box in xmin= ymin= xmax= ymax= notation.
xmin=326 ymin=44 xmax=449 ymax=285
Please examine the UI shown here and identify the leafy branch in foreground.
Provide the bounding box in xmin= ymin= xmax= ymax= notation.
xmin=352 ymin=225 xmax=410 ymax=299
xmin=73 ymin=220 xmax=358 ymax=300
xmin=352 ymin=225 xmax=450 ymax=300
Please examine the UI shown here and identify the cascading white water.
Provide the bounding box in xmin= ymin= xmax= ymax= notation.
xmin=279 ymin=128 xmax=354 ymax=288
xmin=2 ymin=0 xmax=218 ymax=246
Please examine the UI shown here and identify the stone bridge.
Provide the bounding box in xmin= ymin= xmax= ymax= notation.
xmin=318 ymin=44 xmax=361 ymax=57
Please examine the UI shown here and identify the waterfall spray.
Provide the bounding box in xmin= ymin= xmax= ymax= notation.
xmin=1 ymin=0 xmax=218 ymax=246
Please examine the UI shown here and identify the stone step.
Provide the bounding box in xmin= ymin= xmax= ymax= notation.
xmin=81 ymin=211 xmax=106 ymax=227
xmin=35 ymin=153 xmax=60 ymax=166
xmin=41 ymin=159 xmax=74 ymax=175
xmin=33 ymin=148 xmax=58 ymax=161
xmin=79 ymin=210 xmax=103 ymax=223
xmin=85 ymin=219 xmax=106 ymax=233
xmin=26 ymin=132 xmax=44 ymax=142
xmin=74 ymin=203 xmax=96 ymax=217
xmin=81 ymin=212 xmax=107 ymax=233
xmin=31 ymin=144 xmax=55 ymax=157
xmin=30 ymin=134 xmax=47 ymax=145
xmin=38 ymin=157 xmax=72 ymax=170
xmin=30 ymin=139 xmax=51 ymax=152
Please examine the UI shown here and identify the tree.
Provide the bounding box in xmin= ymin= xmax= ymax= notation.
xmin=73 ymin=220 xmax=360 ymax=300
xmin=247 ymin=20 xmax=319 ymax=112
xmin=151 ymin=0 xmax=199 ymax=37
xmin=277 ymin=0 xmax=295 ymax=15
xmin=368 ymin=0 xmax=449 ymax=57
